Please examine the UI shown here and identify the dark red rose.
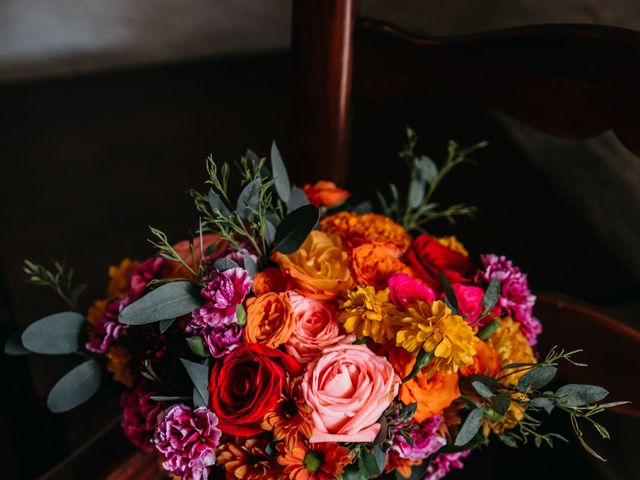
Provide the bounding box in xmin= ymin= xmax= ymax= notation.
xmin=208 ymin=343 xmax=301 ymax=436
xmin=404 ymin=234 xmax=475 ymax=291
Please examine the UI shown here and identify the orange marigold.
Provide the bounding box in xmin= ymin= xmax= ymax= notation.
xmin=262 ymin=377 xmax=314 ymax=450
xmin=217 ymin=437 xmax=283 ymax=480
xmin=350 ymin=242 xmax=414 ymax=288
xmin=107 ymin=258 xmax=139 ymax=298
xmin=107 ymin=344 xmax=134 ymax=387
xmin=277 ymin=441 xmax=352 ymax=480
xmin=489 ymin=316 xmax=536 ymax=386
xmin=320 ymin=212 xmax=412 ymax=253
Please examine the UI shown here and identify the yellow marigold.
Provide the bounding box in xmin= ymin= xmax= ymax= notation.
xmin=320 ymin=212 xmax=412 ymax=253
xmin=107 ymin=344 xmax=134 ymax=387
xmin=272 ymin=230 xmax=354 ymax=300
xmin=396 ymin=300 xmax=477 ymax=373
xmin=489 ymin=316 xmax=536 ymax=385
xmin=436 ymin=236 xmax=469 ymax=257
xmin=107 ymin=258 xmax=139 ymax=298
xmin=338 ymin=286 xmax=401 ymax=344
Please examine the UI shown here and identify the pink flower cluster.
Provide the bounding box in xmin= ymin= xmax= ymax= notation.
xmin=85 ymin=296 xmax=129 ymax=354
xmin=425 ymin=451 xmax=471 ymax=480
xmin=391 ymin=416 xmax=446 ymax=461
xmin=154 ymin=404 xmax=221 ymax=480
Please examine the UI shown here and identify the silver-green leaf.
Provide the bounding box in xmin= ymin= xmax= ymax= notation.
xmin=181 ymin=358 xmax=209 ymax=406
xmin=287 ymin=186 xmax=310 ymax=212
xmin=454 ymin=408 xmax=483 ymax=446
xmin=119 ymin=281 xmax=203 ymax=325
xmin=270 ymin=141 xmax=290 ymax=203
xmin=47 ymin=359 xmax=101 ymax=412
xmin=556 ymin=384 xmax=609 ymax=407
xmin=22 ymin=311 xmax=85 ymax=354
xmin=272 ymin=205 xmax=319 ymax=254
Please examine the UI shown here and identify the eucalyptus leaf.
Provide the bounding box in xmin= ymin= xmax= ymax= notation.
xmin=208 ymin=190 xmax=230 ymax=217
xmin=414 ymin=155 xmax=438 ymax=184
xmin=119 ymin=281 xmax=203 ymax=325
xmin=556 ymin=384 xmax=609 ymax=407
xmin=518 ymin=365 xmax=557 ymax=391
xmin=499 ymin=434 xmax=518 ymax=448
xmin=403 ymin=349 xmax=433 ymax=383
xmin=270 ymin=141 xmax=290 ymax=203
xmin=439 ymin=271 xmax=459 ymax=314
xmin=193 ymin=386 xmax=207 ymax=408
xmin=287 ymin=186 xmax=310 ymax=212
xmin=150 ymin=395 xmax=183 ymax=402
xmin=482 ymin=277 xmax=501 ymax=312
xmin=181 ymin=358 xmax=210 ymax=406
xmin=454 ymin=408 xmax=483 ymax=446
xmin=353 ymin=201 xmax=373 ymax=214
xmin=407 ymin=178 xmax=425 ymax=209
xmin=22 ymin=311 xmax=85 ymax=354
xmin=4 ymin=332 xmax=31 ymax=355
xmin=187 ymin=336 xmax=209 ymax=357
xmin=493 ymin=392 xmax=511 ymax=415
xmin=159 ymin=318 xmax=176 ymax=334
xmin=236 ymin=178 xmax=261 ymax=220
xmin=47 ymin=359 xmax=101 ymax=413
xmin=243 ymin=255 xmax=258 ymax=278
xmin=530 ymin=396 xmax=556 ymax=414
xmin=472 ymin=381 xmax=495 ymax=399
xmin=213 ymin=258 xmax=239 ymax=271
xmin=245 ymin=148 xmax=261 ymax=168
xmin=263 ymin=219 xmax=277 ymax=245
xmin=272 ymin=205 xmax=319 ymax=254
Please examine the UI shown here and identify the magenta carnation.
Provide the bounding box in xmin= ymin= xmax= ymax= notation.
xmin=392 ymin=416 xmax=446 ymax=461
xmin=388 ymin=273 xmax=436 ymax=309
xmin=477 ymin=254 xmax=542 ymax=345
xmin=120 ymin=387 xmax=164 ymax=451
xmin=425 ymin=451 xmax=471 ymax=480
xmin=197 ymin=267 xmax=251 ymax=324
xmin=85 ymin=296 xmax=129 ymax=354
xmin=450 ymin=283 xmax=501 ymax=327
xmin=154 ymin=404 xmax=221 ymax=480
xmin=186 ymin=320 xmax=243 ymax=358
xmin=129 ymin=257 xmax=166 ymax=300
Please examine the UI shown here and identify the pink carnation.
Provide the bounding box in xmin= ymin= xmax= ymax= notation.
xmin=196 ymin=267 xmax=251 ymax=324
xmin=85 ymin=296 xmax=129 ymax=354
xmin=449 ymin=283 xmax=501 ymax=327
xmin=120 ymin=387 xmax=164 ymax=451
xmin=392 ymin=416 xmax=446 ymax=461
xmin=186 ymin=320 xmax=243 ymax=358
xmin=154 ymin=404 xmax=221 ymax=480
xmin=425 ymin=451 xmax=471 ymax=480
xmin=388 ymin=273 xmax=436 ymax=309
xmin=129 ymin=257 xmax=166 ymax=301
xmin=477 ymin=254 xmax=542 ymax=345
xmin=284 ymin=292 xmax=355 ymax=365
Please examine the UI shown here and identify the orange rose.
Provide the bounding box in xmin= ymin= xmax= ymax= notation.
xmin=389 ymin=346 xmax=460 ymax=421
xmin=244 ymin=292 xmax=296 ymax=348
xmin=302 ymin=180 xmax=350 ymax=209
xmin=460 ymin=340 xmax=501 ymax=378
xmin=320 ymin=212 xmax=412 ymax=253
xmin=350 ymin=242 xmax=414 ymax=288
xmin=252 ymin=267 xmax=290 ymax=296
xmin=272 ymin=230 xmax=354 ymax=300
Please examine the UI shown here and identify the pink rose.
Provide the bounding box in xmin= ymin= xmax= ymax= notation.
xmin=302 ymin=344 xmax=400 ymax=443
xmin=388 ymin=273 xmax=436 ymax=309
xmin=284 ymin=292 xmax=355 ymax=365
xmin=449 ymin=283 xmax=501 ymax=326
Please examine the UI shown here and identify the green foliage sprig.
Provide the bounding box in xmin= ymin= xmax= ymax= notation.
xmin=378 ymin=127 xmax=487 ymax=232
xmin=23 ymin=259 xmax=87 ymax=310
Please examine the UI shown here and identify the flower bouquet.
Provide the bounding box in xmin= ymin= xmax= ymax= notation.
xmin=6 ymin=130 xmax=625 ymax=480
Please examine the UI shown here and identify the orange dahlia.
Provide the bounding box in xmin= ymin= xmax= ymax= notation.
xmin=277 ymin=441 xmax=353 ymax=480
xmin=262 ymin=377 xmax=314 ymax=450
xmin=217 ymin=437 xmax=283 ymax=480
xmin=320 ymin=212 xmax=412 ymax=253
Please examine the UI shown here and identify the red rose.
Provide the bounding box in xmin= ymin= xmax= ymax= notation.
xmin=208 ymin=343 xmax=301 ymax=436
xmin=404 ymin=234 xmax=474 ymax=291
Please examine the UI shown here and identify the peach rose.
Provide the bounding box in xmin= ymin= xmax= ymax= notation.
xmin=350 ymin=242 xmax=414 ymax=288
xmin=389 ymin=346 xmax=460 ymax=421
xmin=284 ymin=292 xmax=355 ymax=365
xmin=302 ymin=344 xmax=400 ymax=443
xmin=252 ymin=267 xmax=289 ymax=296
xmin=302 ymin=181 xmax=350 ymax=209
xmin=244 ymin=292 xmax=296 ymax=348
xmin=272 ymin=230 xmax=354 ymax=300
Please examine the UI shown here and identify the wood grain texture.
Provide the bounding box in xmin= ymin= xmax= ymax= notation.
xmin=290 ymin=0 xmax=356 ymax=184
xmin=353 ymin=20 xmax=640 ymax=157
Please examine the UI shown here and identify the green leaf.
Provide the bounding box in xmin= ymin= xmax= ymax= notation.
xmin=403 ymin=349 xmax=433 ymax=383
xmin=472 ymin=380 xmax=495 ymax=399
xmin=518 ymin=365 xmax=557 ymax=391
xmin=236 ymin=304 xmax=247 ymax=326
xmin=271 ymin=141 xmax=290 ymax=203
xmin=150 ymin=395 xmax=182 ymax=402
xmin=407 ymin=177 xmax=425 ymax=209
xmin=482 ymin=277 xmax=501 ymax=312
xmin=272 ymin=205 xmax=319 ymax=254
xmin=47 ymin=359 xmax=101 ymax=413
xmin=499 ymin=434 xmax=518 ymax=448
xmin=493 ymin=392 xmax=511 ymax=415
xmin=213 ymin=258 xmax=239 ymax=271
xmin=263 ymin=219 xmax=277 ymax=245
xmin=477 ymin=319 xmax=500 ymax=341
xmin=21 ymin=311 xmax=85 ymax=354
xmin=353 ymin=201 xmax=372 ymax=214
xmin=159 ymin=318 xmax=176 ymax=334
xmin=414 ymin=155 xmax=438 ymax=184
xmin=119 ymin=281 xmax=203 ymax=325
xmin=187 ymin=336 xmax=209 ymax=357
xmin=193 ymin=386 xmax=207 ymax=408
xmin=400 ymin=403 xmax=418 ymax=418
xmin=530 ymin=396 xmax=555 ymax=414
xmin=4 ymin=331 xmax=30 ymax=355
xmin=556 ymin=384 xmax=609 ymax=407
xmin=243 ymin=255 xmax=258 ymax=278
xmin=245 ymin=148 xmax=261 ymax=169
xmin=208 ymin=190 xmax=230 ymax=217
xmin=454 ymin=408 xmax=483 ymax=446
xmin=358 ymin=447 xmax=383 ymax=478
xmin=181 ymin=358 xmax=209 ymax=406
xmin=236 ymin=178 xmax=261 ymax=220
xmin=439 ymin=271 xmax=459 ymax=314
xmin=287 ymin=186 xmax=310 ymax=212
